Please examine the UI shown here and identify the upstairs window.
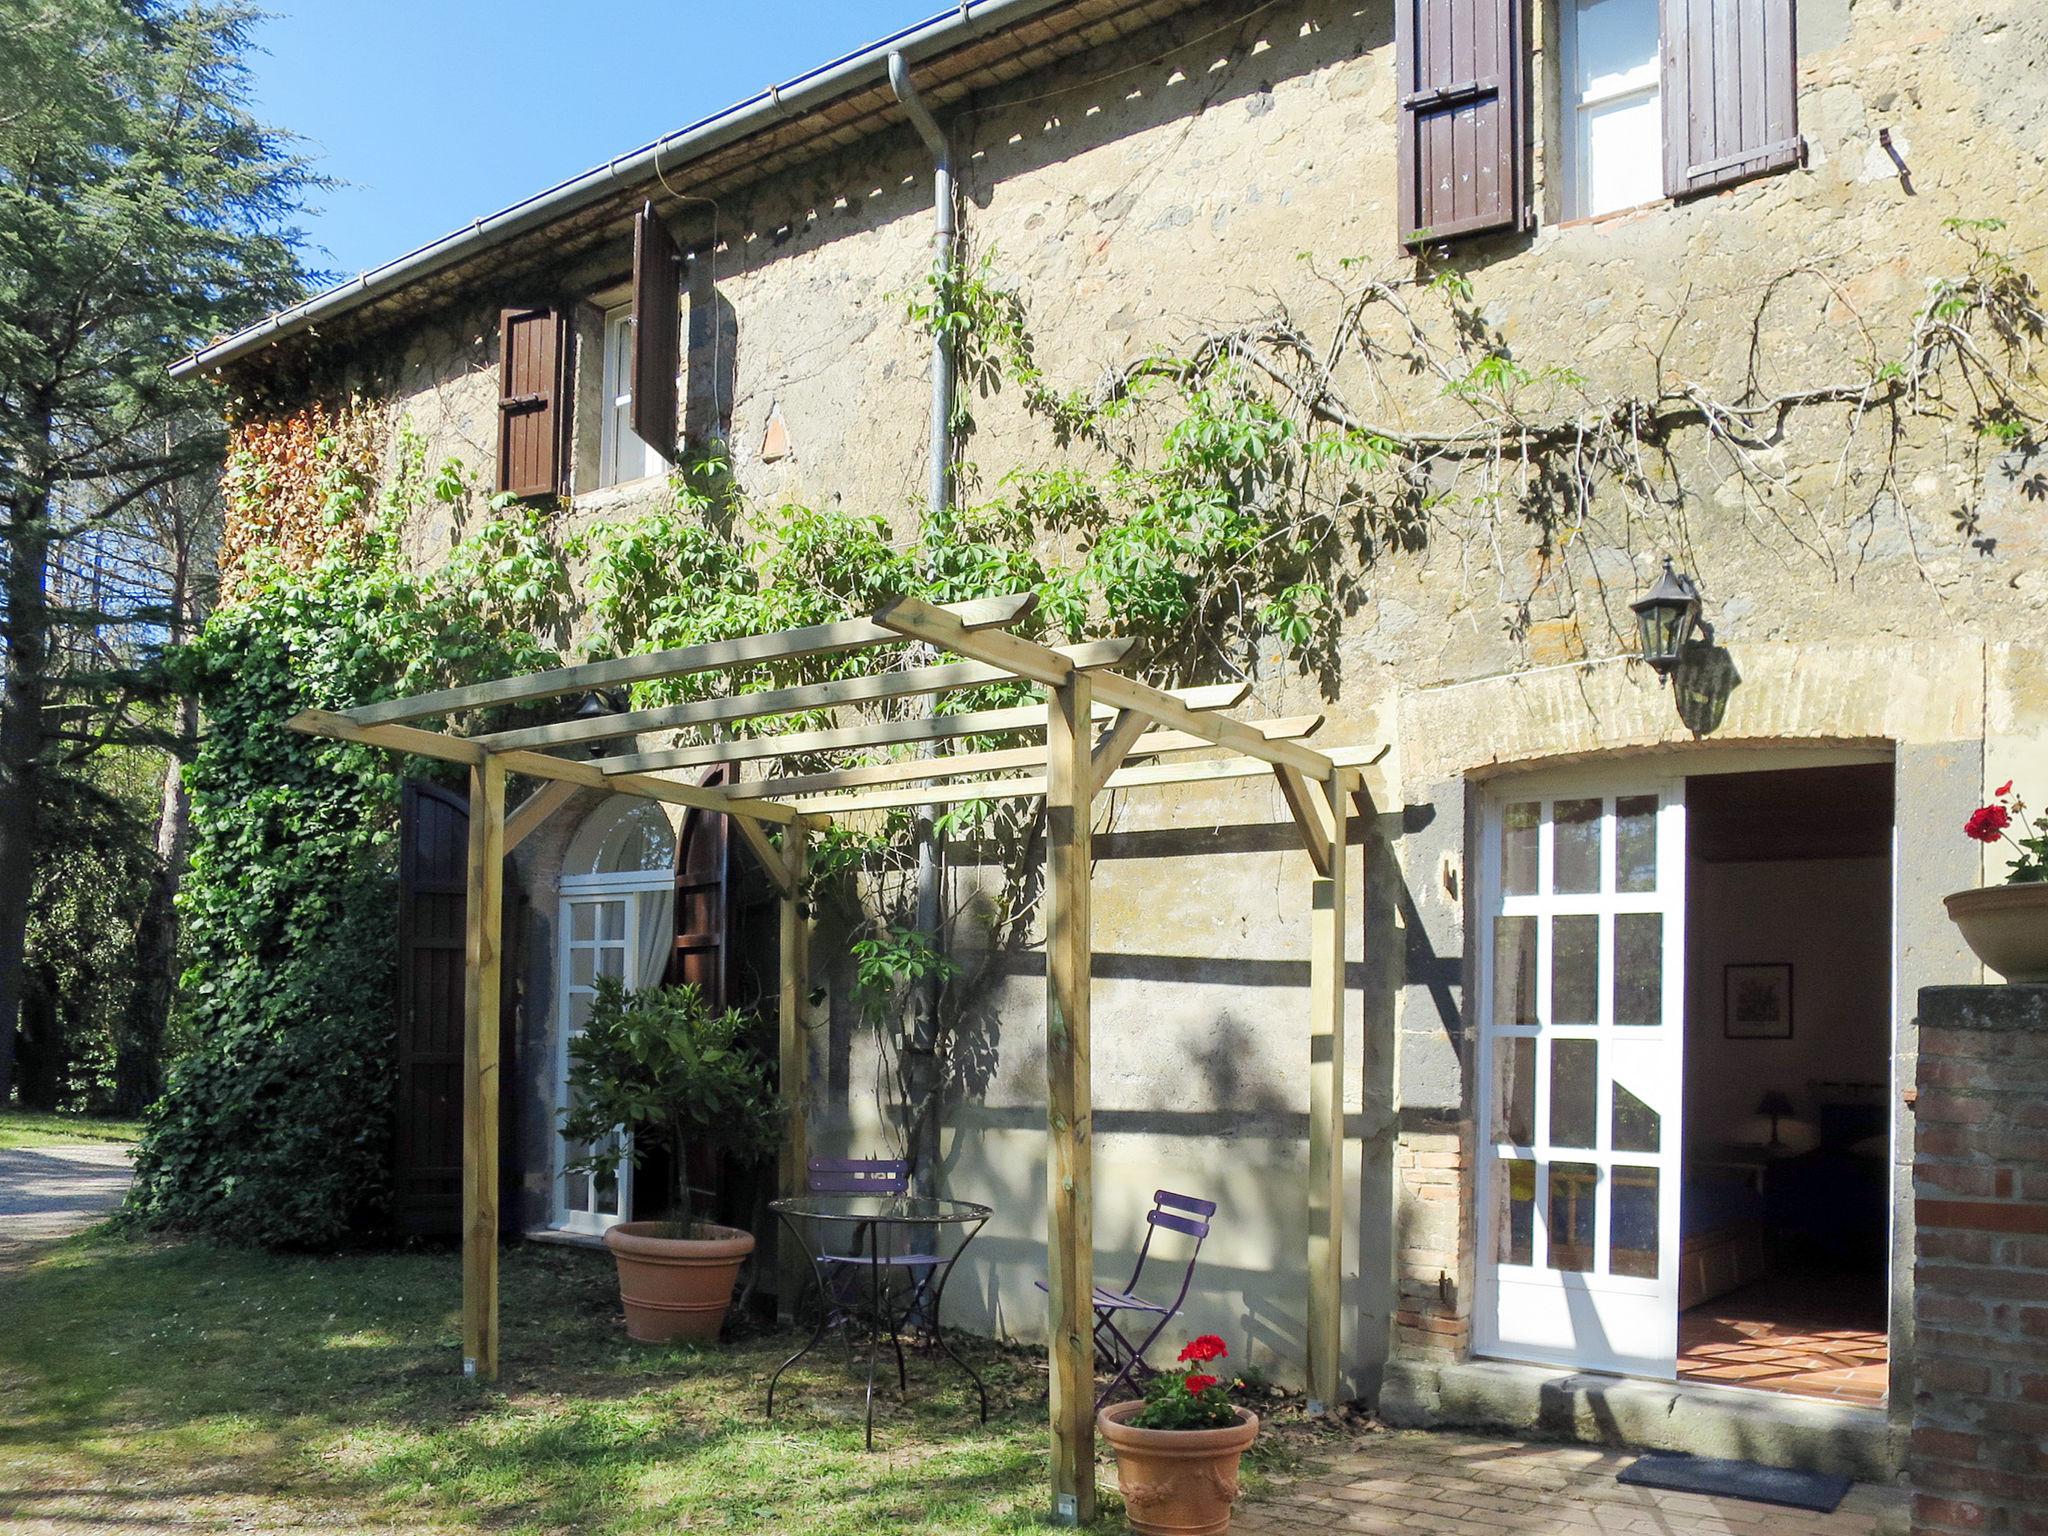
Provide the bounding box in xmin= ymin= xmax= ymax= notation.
xmin=1563 ymin=0 xmax=1663 ymax=219
xmin=598 ymin=303 xmax=665 ymax=489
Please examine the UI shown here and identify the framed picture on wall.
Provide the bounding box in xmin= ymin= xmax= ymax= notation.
xmin=1725 ymin=963 xmax=1794 ymax=1039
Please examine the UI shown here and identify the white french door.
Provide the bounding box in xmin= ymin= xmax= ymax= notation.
xmin=553 ymin=886 xmax=658 ymax=1233
xmin=1475 ymin=778 xmax=1687 ymax=1378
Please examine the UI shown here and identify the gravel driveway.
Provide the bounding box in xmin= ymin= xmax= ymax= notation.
xmin=0 ymin=1142 xmax=134 ymax=1269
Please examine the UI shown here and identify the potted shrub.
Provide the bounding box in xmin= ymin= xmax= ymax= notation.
xmin=1098 ymin=1335 xmax=1259 ymax=1536
xmin=1948 ymin=781 xmax=2048 ymax=982
xmin=561 ymin=977 xmax=779 ymax=1343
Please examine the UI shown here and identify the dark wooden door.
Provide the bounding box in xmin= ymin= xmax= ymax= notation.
xmin=395 ymin=782 xmax=468 ymax=1237
xmin=395 ymin=782 xmax=520 ymax=1238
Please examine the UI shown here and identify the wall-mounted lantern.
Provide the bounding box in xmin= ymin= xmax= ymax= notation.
xmin=573 ymin=688 xmax=629 ymax=758
xmin=1630 ymin=558 xmax=1705 ymax=682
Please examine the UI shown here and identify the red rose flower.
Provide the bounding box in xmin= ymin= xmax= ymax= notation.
xmin=1177 ymin=1334 xmax=1228 ymax=1364
xmin=1966 ymin=804 xmax=2012 ymax=843
xmin=1184 ymin=1373 xmax=1219 ymax=1394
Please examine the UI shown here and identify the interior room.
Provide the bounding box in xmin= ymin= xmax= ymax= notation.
xmin=1676 ymin=763 xmax=1895 ymax=1405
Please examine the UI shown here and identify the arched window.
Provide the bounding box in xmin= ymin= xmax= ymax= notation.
xmin=554 ymin=796 xmax=677 ymax=1234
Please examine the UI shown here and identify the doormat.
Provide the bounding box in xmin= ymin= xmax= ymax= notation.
xmin=1617 ymin=1451 xmax=1852 ymax=1513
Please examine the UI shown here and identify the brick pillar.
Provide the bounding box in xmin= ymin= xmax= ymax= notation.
xmin=1912 ymin=985 xmax=2048 ymax=1536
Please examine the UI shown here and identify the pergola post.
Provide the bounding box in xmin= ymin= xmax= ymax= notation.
xmin=1305 ymin=770 xmax=1349 ymax=1413
xmin=776 ymin=825 xmax=810 ymax=1320
xmin=462 ymin=752 xmax=507 ymax=1380
xmin=1045 ymin=673 xmax=1096 ymax=1526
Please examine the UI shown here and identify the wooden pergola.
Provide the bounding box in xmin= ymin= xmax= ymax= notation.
xmin=289 ymin=592 xmax=1373 ymax=1525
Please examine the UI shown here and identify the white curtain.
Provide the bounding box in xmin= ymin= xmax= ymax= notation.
xmin=634 ymin=885 xmax=675 ymax=994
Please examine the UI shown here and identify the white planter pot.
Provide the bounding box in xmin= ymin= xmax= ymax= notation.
xmin=1946 ymin=884 xmax=2048 ymax=984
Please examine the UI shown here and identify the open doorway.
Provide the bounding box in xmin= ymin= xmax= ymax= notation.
xmin=1675 ymin=764 xmax=1893 ymax=1405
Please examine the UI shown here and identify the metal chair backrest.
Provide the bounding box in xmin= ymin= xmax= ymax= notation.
xmin=1122 ymin=1189 xmax=1215 ymax=1312
xmin=807 ymin=1156 xmax=909 ymax=1195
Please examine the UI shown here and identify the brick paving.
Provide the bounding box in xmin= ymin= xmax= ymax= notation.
xmin=1238 ymin=1429 xmax=1909 ymax=1536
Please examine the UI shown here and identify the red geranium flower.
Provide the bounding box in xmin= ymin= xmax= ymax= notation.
xmin=1998 ymin=781 xmax=2015 ymax=797
xmin=1966 ymin=804 xmax=2012 ymax=843
xmin=1177 ymin=1334 xmax=1228 ymax=1364
xmin=1184 ymin=1374 xmax=1219 ymax=1394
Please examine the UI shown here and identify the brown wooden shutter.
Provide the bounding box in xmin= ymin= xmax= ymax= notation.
xmin=395 ymin=781 xmax=469 ymax=1237
xmin=669 ymin=766 xmax=732 ymax=1009
xmin=496 ymin=305 xmax=565 ymax=499
xmin=1661 ymin=0 xmax=1801 ymax=199
xmin=630 ymin=204 xmax=681 ymax=461
xmin=1396 ymin=0 xmax=1529 ymax=246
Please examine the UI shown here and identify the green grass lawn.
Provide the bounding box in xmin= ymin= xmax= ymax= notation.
xmin=0 ymin=1110 xmax=143 ymax=1149
xmin=0 ymin=1232 xmax=1311 ymax=1533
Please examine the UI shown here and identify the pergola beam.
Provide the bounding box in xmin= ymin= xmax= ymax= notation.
xmin=594 ymin=682 xmax=1251 ymax=775
xmin=872 ymin=596 xmax=1337 ymax=778
xmin=343 ymin=592 xmax=1039 ymax=727
xmin=504 ymin=779 xmax=579 ymax=853
xmin=285 ymin=713 xmax=829 ymax=832
xmin=472 ymin=638 xmax=1136 ymax=754
xmin=717 ymin=715 xmax=1325 ymax=803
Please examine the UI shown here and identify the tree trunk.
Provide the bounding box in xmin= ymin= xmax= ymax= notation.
xmin=0 ymin=409 xmax=53 ymax=1108
xmin=115 ymin=701 xmax=194 ymax=1113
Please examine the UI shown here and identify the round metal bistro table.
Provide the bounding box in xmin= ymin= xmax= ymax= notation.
xmin=765 ymin=1194 xmax=991 ymax=1449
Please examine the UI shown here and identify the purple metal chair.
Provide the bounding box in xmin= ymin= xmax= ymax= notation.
xmin=1035 ymin=1188 xmax=1216 ymax=1409
xmin=808 ymin=1157 xmax=947 ymax=1331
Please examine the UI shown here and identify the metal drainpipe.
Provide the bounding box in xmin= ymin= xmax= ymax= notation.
xmin=890 ymin=51 xmax=955 ymax=1200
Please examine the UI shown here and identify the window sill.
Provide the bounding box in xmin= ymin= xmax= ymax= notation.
xmin=523 ymin=1226 xmax=611 ymax=1252
xmin=1551 ymin=198 xmax=1670 ymax=232
xmin=569 ymin=475 xmax=670 ymax=514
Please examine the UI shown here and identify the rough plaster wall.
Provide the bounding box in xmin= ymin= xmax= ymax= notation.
xmin=295 ymin=0 xmax=2048 ymax=1392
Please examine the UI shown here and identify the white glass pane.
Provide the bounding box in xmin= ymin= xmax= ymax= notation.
xmin=1502 ymin=802 xmax=1540 ymax=896
xmin=1493 ymin=1037 xmax=1536 ymax=1146
xmin=1495 ymin=916 xmax=1538 ymax=1027
xmin=596 ymin=900 xmax=627 ymax=940
xmin=571 ymin=904 xmax=596 ymax=941
xmin=1551 ymin=914 xmax=1600 ymax=1025
xmin=1496 ymin=1160 xmax=1535 ymax=1266
xmin=596 ymin=947 xmax=626 ymax=981
xmin=1552 ymin=799 xmax=1602 ymax=894
xmin=1610 ymin=1167 xmax=1660 ymax=1278
xmin=1615 ymin=795 xmax=1659 ymax=893
xmin=569 ymin=992 xmax=593 ymax=1031
xmin=1549 ymin=1163 xmax=1598 ymax=1273
xmin=1614 ymin=912 xmax=1663 ymax=1026
xmin=1550 ymin=1039 xmax=1598 ymax=1151
xmin=571 ymin=948 xmax=595 ymax=988
xmin=1574 ymin=0 xmax=1659 ymax=97
xmin=1578 ymin=91 xmax=1664 ymax=216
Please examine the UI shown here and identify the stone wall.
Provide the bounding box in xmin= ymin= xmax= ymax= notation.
xmin=1911 ymin=985 xmax=2048 ymax=1536
xmin=223 ymin=0 xmax=2048 ymax=1403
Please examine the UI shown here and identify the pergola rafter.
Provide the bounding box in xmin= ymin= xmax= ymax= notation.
xmin=284 ymin=591 xmax=1376 ymax=1526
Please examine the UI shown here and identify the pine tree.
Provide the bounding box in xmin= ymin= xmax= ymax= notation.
xmin=0 ymin=0 xmax=311 ymax=1102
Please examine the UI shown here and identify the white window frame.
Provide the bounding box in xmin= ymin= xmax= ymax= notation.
xmin=597 ymin=303 xmax=664 ymax=490
xmin=1560 ymin=0 xmax=1664 ymax=221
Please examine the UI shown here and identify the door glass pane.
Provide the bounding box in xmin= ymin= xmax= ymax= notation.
xmin=1551 ymin=915 xmax=1599 ymax=1026
xmin=1612 ymin=1079 xmax=1660 ymax=1153
xmin=1610 ymin=1167 xmax=1660 ymax=1278
xmin=572 ymin=904 xmax=596 ymax=941
xmin=1552 ymin=798 xmax=1603 ymax=894
xmin=1550 ymin=1039 xmax=1598 ymax=1149
xmin=1494 ymin=916 xmax=1538 ymax=1027
xmin=1613 ymin=912 xmax=1663 ymax=1026
xmin=1496 ymin=1159 xmax=1535 ymax=1266
xmin=1615 ymin=795 xmax=1659 ymax=892
xmin=1493 ymin=1037 xmax=1536 ymax=1145
xmin=596 ymin=901 xmax=626 ymax=941
xmin=1548 ymin=1163 xmax=1597 ymax=1272
xmin=570 ymin=948 xmax=595 ymax=988
xmin=1502 ymin=802 xmax=1540 ymax=895
xmin=568 ymin=992 xmax=593 ymax=1030
xmin=596 ymin=947 xmax=626 ymax=981
xmin=564 ymin=1164 xmax=591 ymax=1211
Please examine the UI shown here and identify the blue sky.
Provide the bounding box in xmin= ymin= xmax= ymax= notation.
xmin=250 ymin=3 xmax=950 ymax=283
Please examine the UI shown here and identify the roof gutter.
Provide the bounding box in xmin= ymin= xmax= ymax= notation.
xmin=170 ymin=0 xmax=1069 ymax=380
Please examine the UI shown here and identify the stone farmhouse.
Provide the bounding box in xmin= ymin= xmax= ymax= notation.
xmin=174 ymin=0 xmax=2048 ymax=1513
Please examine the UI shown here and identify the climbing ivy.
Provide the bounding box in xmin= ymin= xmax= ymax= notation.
xmin=124 ymin=427 xmax=570 ymax=1247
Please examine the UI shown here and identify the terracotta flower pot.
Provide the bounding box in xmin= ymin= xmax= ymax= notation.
xmin=1098 ymin=1399 xmax=1259 ymax=1536
xmin=602 ymin=1220 xmax=755 ymax=1343
xmin=1946 ymin=884 xmax=2048 ymax=983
